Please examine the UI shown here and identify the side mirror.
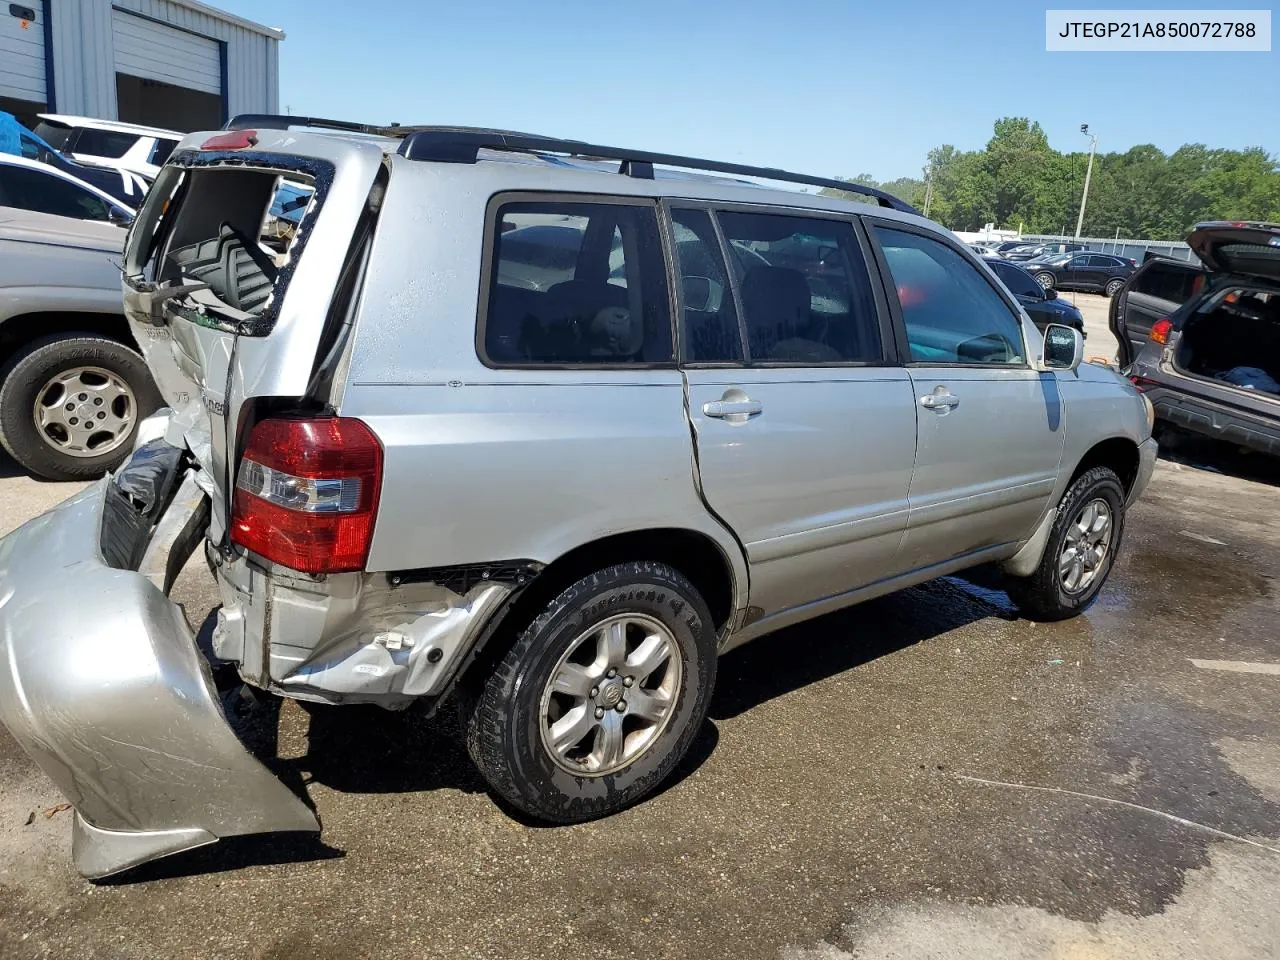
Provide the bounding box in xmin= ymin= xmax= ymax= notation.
xmin=1043 ymin=288 xmax=1058 ymax=300
xmin=108 ymin=206 xmax=134 ymax=226
xmin=1042 ymin=323 xmax=1083 ymax=372
xmin=681 ymin=275 xmax=713 ymax=312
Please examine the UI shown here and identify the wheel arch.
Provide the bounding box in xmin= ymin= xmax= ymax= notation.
xmin=450 ymin=526 xmax=746 ymax=697
xmin=1067 ymin=436 xmax=1141 ymax=495
xmin=0 ymin=312 xmax=138 ymax=372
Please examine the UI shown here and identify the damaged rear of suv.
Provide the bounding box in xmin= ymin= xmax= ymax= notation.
xmin=0 ymin=117 xmax=1155 ymax=879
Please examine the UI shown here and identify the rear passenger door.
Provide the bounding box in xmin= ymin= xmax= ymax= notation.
xmin=867 ymin=221 xmax=1065 ymax=572
xmin=1111 ymin=258 xmax=1205 ymax=366
xmin=674 ymin=205 xmax=918 ymax=620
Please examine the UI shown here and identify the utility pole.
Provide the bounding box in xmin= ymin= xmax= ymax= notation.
xmin=1075 ymin=124 xmax=1097 ymax=239
xmin=922 ymin=164 xmax=934 ymax=219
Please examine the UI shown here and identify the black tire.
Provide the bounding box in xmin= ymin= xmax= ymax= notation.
xmin=1035 ymin=272 xmax=1055 ymax=290
xmin=1105 ymin=278 xmax=1125 ymax=297
xmin=0 ymin=335 xmax=162 ymax=481
xmin=1005 ymin=466 xmax=1127 ymax=621
xmin=463 ymin=561 xmax=717 ymax=823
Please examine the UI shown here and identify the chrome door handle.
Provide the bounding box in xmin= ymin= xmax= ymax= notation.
xmin=703 ymin=399 xmax=763 ymax=421
xmin=919 ymin=393 xmax=960 ymax=410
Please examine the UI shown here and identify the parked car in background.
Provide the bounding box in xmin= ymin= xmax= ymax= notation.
xmin=34 ymin=115 xmax=182 ymax=180
xmin=1025 ymin=251 xmax=1136 ymax=296
xmin=0 ymin=153 xmax=161 ymax=479
xmin=968 ymin=242 xmax=1000 ymax=257
xmin=1005 ymin=241 xmax=1089 ymax=262
xmin=0 ymin=113 xmax=150 ymax=207
xmin=984 ymin=256 xmax=1085 ymax=334
xmin=1119 ymin=222 xmax=1278 ymax=456
xmin=993 ymin=240 xmax=1035 ymax=256
xmin=0 ymin=118 xmax=1155 ymax=879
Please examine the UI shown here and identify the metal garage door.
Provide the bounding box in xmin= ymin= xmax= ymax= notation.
xmin=111 ymin=9 xmax=220 ymax=95
xmin=0 ymin=3 xmax=46 ymax=103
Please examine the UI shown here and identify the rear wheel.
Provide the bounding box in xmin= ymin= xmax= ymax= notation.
xmin=1105 ymin=278 xmax=1125 ymax=297
xmin=0 ymin=335 xmax=162 ymax=481
xmin=463 ymin=561 xmax=717 ymax=822
xmin=1005 ymin=466 xmax=1126 ymax=621
xmin=1035 ymin=272 xmax=1055 ymax=290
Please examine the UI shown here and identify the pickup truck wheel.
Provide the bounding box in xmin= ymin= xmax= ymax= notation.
xmin=1005 ymin=466 xmax=1126 ymax=621
xmin=463 ymin=561 xmax=717 ymax=823
xmin=0 ymin=335 xmax=162 ymax=481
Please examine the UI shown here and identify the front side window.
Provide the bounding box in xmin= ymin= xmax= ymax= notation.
xmin=873 ymin=225 xmax=1025 ymax=365
xmin=0 ymin=165 xmax=113 ymax=221
xmin=670 ymin=208 xmax=742 ymax=363
xmin=483 ymin=201 xmax=672 ymax=365
xmin=717 ymin=211 xmax=881 ymax=363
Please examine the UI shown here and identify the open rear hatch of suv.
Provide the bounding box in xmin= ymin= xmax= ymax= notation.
xmin=1174 ymin=222 xmax=1280 ymax=403
xmin=0 ymin=127 xmax=387 ymax=879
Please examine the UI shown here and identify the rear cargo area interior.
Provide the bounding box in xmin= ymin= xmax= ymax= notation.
xmin=157 ymin=168 xmax=314 ymax=315
xmin=1177 ymin=287 xmax=1280 ymax=398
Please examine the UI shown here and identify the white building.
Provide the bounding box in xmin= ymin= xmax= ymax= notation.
xmin=1 ymin=0 xmax=281 ymax=131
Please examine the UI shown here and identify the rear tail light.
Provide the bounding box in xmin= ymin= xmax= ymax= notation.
xmin=1129 ymin=376 xmax=1161 ymax=391
xmin=231 ymin=417 xmax=383 ymax=573
xmin=201 ymin=130 xmax=257 ymax=150
xmin=1149 ymin=318 xmax=1173 ymax=344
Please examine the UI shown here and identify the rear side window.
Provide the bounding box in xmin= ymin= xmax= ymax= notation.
xmin=874 ymin=225 xmax=1025 ymax=365
xmin=482 ymin=201 xmax=672 ymax=366
xmin=716 ymin=211 xmax=882 ymax=363
xmin=70 ymin=128 xmax=139 ymax=159
xmin=1132 ymin=261 xmax=1204 ymax=305
xmin=32 ymin=121 xmax=71 ymax=151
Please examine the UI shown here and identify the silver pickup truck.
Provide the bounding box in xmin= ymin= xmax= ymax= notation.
xmin=0 ymin=119 xmax=1157 ymax=879
xmin=0 ymin=153 xmax=160 ymax=478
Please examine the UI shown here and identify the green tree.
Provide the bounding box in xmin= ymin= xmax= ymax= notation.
xmin=830 ymin=119 xmax=1280 ymax=240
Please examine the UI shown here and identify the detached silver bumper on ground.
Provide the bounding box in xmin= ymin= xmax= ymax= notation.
xmin=0 ymin=478 xmax=318 ymax=879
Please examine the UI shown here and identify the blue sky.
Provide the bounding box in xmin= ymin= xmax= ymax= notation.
xmin=222 ymin=0 xmax=1278 ymax=182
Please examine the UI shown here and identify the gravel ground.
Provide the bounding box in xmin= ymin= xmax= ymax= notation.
xmin=2 ymin=383 xmax=1280 ymax=959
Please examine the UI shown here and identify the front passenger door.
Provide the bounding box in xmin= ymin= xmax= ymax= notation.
xmin=869 ymin=223 xmax=1066 ymax=572
xmin=678 ymin=206 xmax=918 ymax=621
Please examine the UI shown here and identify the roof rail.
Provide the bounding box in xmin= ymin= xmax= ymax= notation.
xmin=395 ymin=128 xmax=918 ymax=214
xmin=224 ymin=117 xmax=919 ymax=214
xmin=223 ymin=114 xmax=432 ymax=138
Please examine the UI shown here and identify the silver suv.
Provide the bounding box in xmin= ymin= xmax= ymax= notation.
xmin=0 ymin=118 xmax=1158 ymax=879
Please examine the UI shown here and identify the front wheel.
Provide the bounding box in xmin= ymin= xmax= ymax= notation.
xmin=0 ymin=335 xmax=162 ymax=481
xmin=463 ymin=561 xmax=718 ymax=823
xmin=1035 ymin=272 xmax=1055 ymax=290
xmin=1105 ymin=278 xmax=1125 ymax=297
xmin=1005 ymin=466 xmax=1126 ymax=621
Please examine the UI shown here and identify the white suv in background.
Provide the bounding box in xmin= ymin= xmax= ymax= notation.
xmin=33 ymin=114 xmax=182 ymax=180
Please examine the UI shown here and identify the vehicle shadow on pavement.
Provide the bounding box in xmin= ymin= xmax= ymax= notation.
xmin=0 ymin=451 xmax=32 ymax=481
xmin=710 ymin=575 xmax=1014 ymax=721
xmin=1155 ymin=425 xmax=1280 ymax=488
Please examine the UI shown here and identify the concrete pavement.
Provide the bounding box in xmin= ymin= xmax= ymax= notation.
xmin=1 ymin=439 xmax=1279 ymax=958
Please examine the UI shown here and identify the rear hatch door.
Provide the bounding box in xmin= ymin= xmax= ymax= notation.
xmin=122 ymin=128 xmax=386 ymax=537
xmin=1187 ymin=221 xmax=1280 ymax=281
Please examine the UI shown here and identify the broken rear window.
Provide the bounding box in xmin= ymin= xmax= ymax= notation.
xmin=126 ymin=155 xmax=329 ymax=334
